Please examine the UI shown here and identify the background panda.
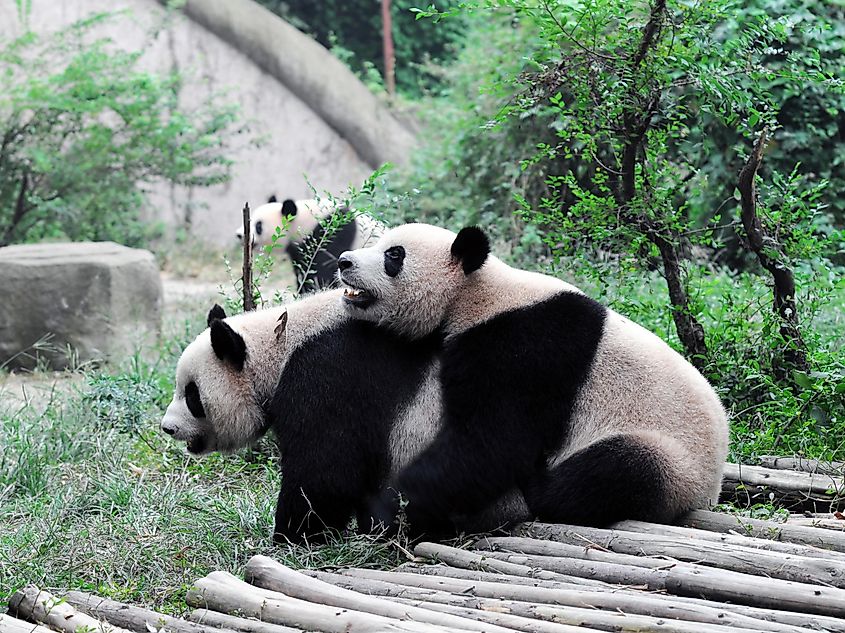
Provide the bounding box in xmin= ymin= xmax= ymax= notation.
xmin=337 ymin=223 xmax=729 ymax=536
xmin=234 ymin=195 xmax=383 ymax=291
xmin=160 ymin=289 xmax=529 ymax=543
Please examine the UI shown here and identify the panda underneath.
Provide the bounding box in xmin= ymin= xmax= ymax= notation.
xmin=338 ymin=223 xmax=729 ymax=536
xmin=159 ymin=289 xmax=529 ymax=543
xmin=235 ymin=196 xmax=383 ymax=290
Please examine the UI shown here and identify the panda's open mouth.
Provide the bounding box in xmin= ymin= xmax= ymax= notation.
xmin=342 ymin=286 xmax=376 ymax=309
xmin=186 ymin=435 xmax=208 ymax=455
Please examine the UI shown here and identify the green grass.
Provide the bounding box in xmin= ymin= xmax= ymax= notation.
xmin=0 ymin=295 xmax=403 ymax=612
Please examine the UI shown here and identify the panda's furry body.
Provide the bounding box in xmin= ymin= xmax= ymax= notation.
xmin=160 ymin=289 xmax=529 ymax=543
xmin=338 ymin=223 xmax=729 ymax=536
xmin=235 ymin=197 xmax=383 ymax=290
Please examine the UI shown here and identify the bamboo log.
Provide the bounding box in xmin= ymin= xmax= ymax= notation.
xmin=720 ymin=480 xmax=837 ymax=514
xmin=308 ymin=569 xmax=807 ymax=633
xmin=243 ymin=556 xmax=513 ymax=633
xmin=63 ymin=592 xmax=241 ymax=633
xmin=680 ymin=509 xmax=845 ymax=552
xmin=610 ymin=518 xmax=845 ymax=562
xmin=187 ymin=569 xmax=473 ymax=633
xmin=351 ymin=567 xmax=845 ymax=633
xmin=416 ymin=541 xmax=845 ymax=617
xmin=757 ymin=456 xmax=845 ymax=474
xmin=8 ymin=587 xmax=133 ymax=633
xmin=0 ymin=614 xmax=56 ymax=633
xmin=388 ymin=595 xmax=774 ymax=633
xmin=496 ymin=525 xmax=845 ymax=587
xmin=723 ymin=463 xmax=844 ymax=495
xmin=416 ymin=541 xmax=667 ymax=588
xmin=721 ymin=463 xmax=844 ymax=512
xmin=188 ymin=610 xmax=300 ymax=633
xmin=373 ymin=564 xmax=617 ymax=589
xmin=782 ymin=516 xmax=845 ymax=530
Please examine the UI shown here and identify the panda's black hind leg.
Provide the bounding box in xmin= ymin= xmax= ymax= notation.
xmin=525 ymin=433 xmax=674 ymax=527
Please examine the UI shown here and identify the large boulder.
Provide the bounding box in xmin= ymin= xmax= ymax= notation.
xmin=0 ymin=242 xmax=162 ymax=370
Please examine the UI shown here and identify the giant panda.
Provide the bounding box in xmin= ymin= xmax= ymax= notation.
xmin=159 ymin=288 xmax=529 ymax=543
xmin=234 ymin=196 xmax=383 ymax=291
xmin=336 ymin=223 xmax=729 ymax=536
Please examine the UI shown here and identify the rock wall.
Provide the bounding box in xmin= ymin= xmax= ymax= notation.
xmin=0 ymin=1 xmax=414 ymax=244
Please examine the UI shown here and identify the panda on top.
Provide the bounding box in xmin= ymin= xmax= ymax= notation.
xmin=235 ymin=196 xmax=383 ymax=290
xmin=160 ymin=289 xmax=530 ymax=543
xmin=338 ymin=223 xmax=729 ymax=536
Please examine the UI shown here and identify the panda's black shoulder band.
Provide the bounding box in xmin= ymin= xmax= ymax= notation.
xmin=451 ymin=226 xmax=490 ymax=275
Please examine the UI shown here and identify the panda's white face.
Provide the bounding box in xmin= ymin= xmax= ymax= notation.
xmin=234 ymin=201 xmax=290 ymax=248
xmin=337 ymin=224 xmax=472 ymax=338
xmin=160 ymin=307 xmax=284 ymax=454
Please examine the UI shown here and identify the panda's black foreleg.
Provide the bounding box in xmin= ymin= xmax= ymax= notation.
xmin=369 ymin=424 xmax=531 ymax=539
xmin=273 ymin=480 xmax=356 ymax=545
xmin=524 ymin=434 xmax=673 ymax=527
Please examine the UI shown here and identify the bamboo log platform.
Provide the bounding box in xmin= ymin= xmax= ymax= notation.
xmin=6 ymin=461 xmax=845 ymax=633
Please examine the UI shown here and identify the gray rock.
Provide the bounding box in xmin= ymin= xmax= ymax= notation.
xmin=0 ymin=242 xmax=162 ymax=370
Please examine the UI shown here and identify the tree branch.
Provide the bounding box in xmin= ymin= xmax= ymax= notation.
xmin=737 ymin=130 xmax=808 ymax=374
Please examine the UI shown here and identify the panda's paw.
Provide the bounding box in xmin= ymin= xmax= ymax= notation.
xmin=364 ymin=490 xmax=402 ymax=539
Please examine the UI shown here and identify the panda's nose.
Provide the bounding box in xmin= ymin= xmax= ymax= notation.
xmin=160 ymin=419 xmax=178 ymax=436
xmin=337 ymin=254 xmax=354 ymax=272
xmin=162 ymin=426 xmax=176 ymax=436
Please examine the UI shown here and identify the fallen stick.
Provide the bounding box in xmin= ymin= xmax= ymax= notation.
xmin=757 ymin=456 xmax=845 ymax=475
xmin=188 ymin=610 xmax=301 ymax=633
xmin=610 ymin=518 xmax=845 ymax=562
xmin=416 ymin=541 xmax=845 ymax=617
xmin=243 ymin=556 xmax=514 ymax=633
xmin=63 ymin=592 xmax=240 ymax=633
xmin=350 ymin=566 xmax=845 ymax=633
xmin=308 ymin=569 xmax=806 ymax=633
xmin=8 ymin=587 xmax=133 ymax=633
xmin=494 ymin=526 xmax=845 ymax=587
xmin=680 ymin=509 xmax=845 ymax=552
xmin=187 ymin=569 xmax=472 ymax=633
xmin=387 ymin=595 xmax=773 ymax=633
xmin=0 ymin=613 xmax=56 ymax=633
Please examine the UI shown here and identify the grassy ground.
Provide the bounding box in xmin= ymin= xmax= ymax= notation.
xmin=1 ymin=243 xmax=843 ymax=610
xmin=0 ymin=248 xmax=403 ymax=611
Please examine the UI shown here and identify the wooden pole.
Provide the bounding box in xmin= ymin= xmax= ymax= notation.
xmin=609 ymin=518 xmax=845 ymax=562
xmin=355 ymin=566 xmax=845 ymax=633
xmin=8 ymin=587 xmax=133 ymax=633
xmin=680 ymin=508 xmax=845 ymax=551
xmin=307 ymin=569 xmax=806 ymax=633
xmin=242 ymin=201 xmax=255 ymax=311
xmin=381 ymin=0 xmax=395 ymax=96
xmin=63 ymin=592 xmax=240 ymax=633
xmin=495 ymin=525 xmax=845 ymax=587
xmin=243 ymin=556 xmax=514 ymax=633
xmin=188 ymin=610 xmax=300 ymax=633
xmin=0 ymin=614 xmax=56 ymax=633
xmin=187 ymin=570 xmax=469 ymax=633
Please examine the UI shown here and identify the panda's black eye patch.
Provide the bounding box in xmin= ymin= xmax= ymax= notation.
xmin=384 ymin=246 xmax=405 ymax=278
xmin=185 ymin=381 xmax=206 ymax=419
xmin=255 ymin=220 xmax=263 ymax=236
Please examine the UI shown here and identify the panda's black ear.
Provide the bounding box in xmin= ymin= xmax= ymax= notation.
xmin=451 ymin=226 xmax=490 ymax=275
xmin=207 ymin=304 xmax=226 ymax=327
xmin=281 ymin=199 xmax=298 ymax=217
xmin=210 ymin=319 xmax=247 ymax=371
xmin=267 ymin=194 xmax=278 ymax=203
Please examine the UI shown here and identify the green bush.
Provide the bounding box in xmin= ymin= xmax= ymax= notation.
xmin=390 ymin=0 xmax=845 ymax=461
xmin=0 ymin=13 xmax=243 ymax=247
